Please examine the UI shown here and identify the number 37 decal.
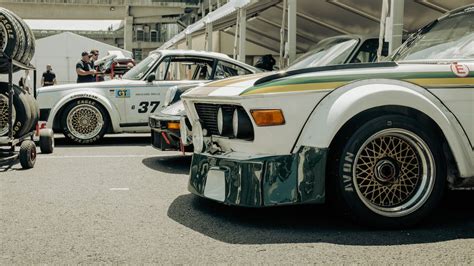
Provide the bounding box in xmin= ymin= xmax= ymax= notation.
xmin=138 ymin=101 xmax=160 ymax=113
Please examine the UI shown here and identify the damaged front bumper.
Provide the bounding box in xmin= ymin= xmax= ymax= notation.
xmin=188 ymin=146 xmax=327 ymax=207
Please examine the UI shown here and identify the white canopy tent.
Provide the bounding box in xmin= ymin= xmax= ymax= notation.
xmin=30 ymin=32 xmax=132 ymax=86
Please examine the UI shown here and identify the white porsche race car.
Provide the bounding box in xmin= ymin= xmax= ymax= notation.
xmin=37 ymin=50 xmax=259 ymax=144
xmin=182 ymin=5 xmax=474 ymax=227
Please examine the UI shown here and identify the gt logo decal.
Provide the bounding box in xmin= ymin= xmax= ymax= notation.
xmin=115 ymin=89 xmax=130 ymax=98
xmin=137 ymin=101 xmax=160 ymax=113
xmin=343 ymin=152 xmax=354 ymax=192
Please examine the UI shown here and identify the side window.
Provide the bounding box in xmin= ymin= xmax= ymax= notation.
xmin=351 ymin=39 xmax=384 ymax=63
xmin=214 ymin=61 xmax=252 ymax=80
xmin=155 ymin=57 xmax=170 ymax=80
xmin=155 ymin=56 xmax=214 ymax=81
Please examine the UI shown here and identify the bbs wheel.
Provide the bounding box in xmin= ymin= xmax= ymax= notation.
xmin=334 ymin=114 xmax=445 ymax=228
xmin=61 ymin=99 xmax=109 ymax=144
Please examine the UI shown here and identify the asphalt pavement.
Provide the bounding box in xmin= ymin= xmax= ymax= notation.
xmin=1 ymin=134 xmax=473 ymax=264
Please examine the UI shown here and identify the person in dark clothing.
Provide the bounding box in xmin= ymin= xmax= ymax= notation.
xmin=41 ymin=64 xmax=57 ymax=87
xmin=89 ymin=49 xmax=104 ymax=82
xmin=254 ymin=54 xmax=276 ymax=71
xmin=76 ymin=51 xmax=96 ymax=83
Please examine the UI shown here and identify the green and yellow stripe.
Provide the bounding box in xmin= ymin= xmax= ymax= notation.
xmin=240 ymin=71 xmax=474 ymax=96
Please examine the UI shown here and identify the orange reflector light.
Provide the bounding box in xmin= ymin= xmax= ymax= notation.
xmin=250 ymin=109 xmax=285 ymax=126
xmin=167 ymin=122 xmax=180 ymax=130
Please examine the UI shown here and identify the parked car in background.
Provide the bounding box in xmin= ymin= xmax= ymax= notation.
xmin=37 ymin=49 xmax=259 ymax=144
xmin=94 ymin=53 xmax=135 ymax=81
xmin=181 ymin=6 xmax=474 ymax=227
xmin=150 ymin=35 xmax=389 ymax=152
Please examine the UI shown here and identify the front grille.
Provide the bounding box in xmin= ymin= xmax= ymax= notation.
xmin=194 ymin=103 xmax=249 ymax=137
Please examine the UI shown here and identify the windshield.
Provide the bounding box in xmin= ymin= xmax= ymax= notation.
xmin=122 ymin=53 xmax=160 ymax=80
xmin=287 ymin=37 xmax=359 ymax=70
xmin=393 ymin=11 xmax=474 ymax=61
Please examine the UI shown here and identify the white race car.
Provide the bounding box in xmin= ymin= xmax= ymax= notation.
xmin=182 ymin=6 xmax=474 ymax=227
xmin=37 ymin=50 xmax=259 ymax=144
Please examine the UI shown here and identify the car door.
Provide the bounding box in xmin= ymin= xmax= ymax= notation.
xmin=123 ymin=55 xmax=215 ymax=128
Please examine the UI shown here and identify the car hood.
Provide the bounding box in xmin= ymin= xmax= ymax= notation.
xmin=182 ymin=72 xmax=274 ymax=98
xmin=38 ymin=79 xmax=143 ymax=93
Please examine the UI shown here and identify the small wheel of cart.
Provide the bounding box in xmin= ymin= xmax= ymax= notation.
xmin=39 ymin=128 xmax=54 ymax=154
xmin=19 ymin=139 xmax=36 ymax=169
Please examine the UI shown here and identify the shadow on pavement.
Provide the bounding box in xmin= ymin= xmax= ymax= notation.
xmin=142 ymin=155 xmax=192 ymax=175
xmin=54 ymin=135 xmax=151 ymax=147
xmin=167 ymin=190 xmax=474 ymax=245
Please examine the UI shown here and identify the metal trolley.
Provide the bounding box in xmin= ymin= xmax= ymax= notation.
xmin=0 ymin=52 xmax=54 ymax=169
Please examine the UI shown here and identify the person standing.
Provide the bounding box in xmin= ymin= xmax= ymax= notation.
xmin=41 ymin=64 xmax=57 ymax=87
xmin=76 ymin=51 xmax=96 ymax=83
xmin=89 ymin=49 xmax=103 ymax=82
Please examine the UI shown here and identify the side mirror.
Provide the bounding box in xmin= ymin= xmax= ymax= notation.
xmin=147 ymin=74 xmax=156 ymax=83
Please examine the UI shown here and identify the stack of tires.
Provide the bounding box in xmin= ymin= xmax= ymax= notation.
xmin=0 ymin=83 xmax=39 ymax=138
xmin=0 ymin=7 xmax=35 ymax=70
xmin=0 ymin=7 xmax=38 ymax=138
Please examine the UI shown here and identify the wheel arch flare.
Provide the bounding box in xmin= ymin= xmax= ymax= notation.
xmin=49 ymin=91 xmax=121 ymax=133
xmin=293 ymin=79 xmax=473 ymax=178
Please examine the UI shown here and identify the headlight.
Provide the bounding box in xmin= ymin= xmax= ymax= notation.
xmin=192 ymin=121 xmax=204 ymax=153
xmin=232 ymin=108 xmax=253 ymax=139
xmin=163 ymin=85 xmax=178 ymax=107
xmin=149 ymin=117 xmax=156 ymax=128
xmin=217 ymin=107 xmax=232 ymax=136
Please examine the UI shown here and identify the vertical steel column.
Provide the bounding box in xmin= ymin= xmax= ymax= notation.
xmin=287 ymin=0 xmax=297 ymax=64
xmin=206 ymin=22 xmax=213 ymax=51
xmin=238 ymin=8 xmax=247 ymax=63
xmin=8 ymin=57 xmax=13 ymax=140
xmin=186 ymin=33 xmax=193 ymax=50
xmin=388 ymin=0 xmax=404 ymax=54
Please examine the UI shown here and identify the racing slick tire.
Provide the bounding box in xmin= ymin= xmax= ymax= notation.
xmin=60 ymin=99 xmax=109 ymax=144
xmin=39 ymin=128 xmax=54 ymax=154
xmin=0 ymin=83 xmax=31 ymax=137
xmin=19 ymin=140 xmax=36 ymax=169
xmin=333 ymin=114 xmax=446 ymax=228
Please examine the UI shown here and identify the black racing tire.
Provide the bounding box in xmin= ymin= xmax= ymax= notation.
xmin=19 ymin=140 xmax=36 ymax=169
xmin=23 ymin=92 xmax=39 ymax=133
xmin=0 ymin=8 xmax=20 ymax=60
xmin=332 ymin=114 xmax=446 ymax=228
xmin=60 ymin=99 xmax=109 ymax=144
xmin=0 ymin=8 xmax=26 ymax=63
xmin=0 ymin=83 xmax=31 ymax=137
xmin=4 ymin=8 xmax=34 ymax=63
xmin=39 ymin=128 xmax=54 ymax=154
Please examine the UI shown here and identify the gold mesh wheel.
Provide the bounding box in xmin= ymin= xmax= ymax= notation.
xmin=353 ymin=128 xmax=435 ymax=218
xmin=0 ymin=93 xmax=16 ymax=136
xmin=66 ymin=104 xmax=104 ymax=140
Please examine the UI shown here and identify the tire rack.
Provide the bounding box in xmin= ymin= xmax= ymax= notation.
xmin=0 ymin=51 xmax=37 ymax=168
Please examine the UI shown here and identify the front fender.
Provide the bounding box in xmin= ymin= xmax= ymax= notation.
xmin=47 ymin=91 xmax=121 ymax=133
xmin=294 ymin=79 xmax=473 ymax=178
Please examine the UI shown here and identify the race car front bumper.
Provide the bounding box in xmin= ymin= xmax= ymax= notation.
xmin=150 ymin=114 xmax=185 ymax=151
xmin=188 ymin=146 xmax=327 ymax=207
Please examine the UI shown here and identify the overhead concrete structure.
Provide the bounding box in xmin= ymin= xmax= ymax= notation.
xmin=0 ymin=0 xmax=200 ymax=57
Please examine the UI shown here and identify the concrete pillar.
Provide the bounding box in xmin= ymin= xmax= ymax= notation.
xmin=124 ymin=15 xmax=134 ymax=51
xmin=206 ymin=22 xmax=213 ymax=51
xmin=287 ymin=0 xmax=297 ymax=64
xmin=388 ymin=0 xmax=404 ymax=54
xmin=238 ymin=8 xmax=246 ymax=63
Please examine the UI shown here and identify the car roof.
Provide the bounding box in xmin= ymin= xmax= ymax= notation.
xmin=151 ymin=49 xmax=260 ymax=72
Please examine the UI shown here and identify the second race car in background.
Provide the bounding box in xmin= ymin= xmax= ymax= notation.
xmin=37 ymin=49 xmax=260 ymax=144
